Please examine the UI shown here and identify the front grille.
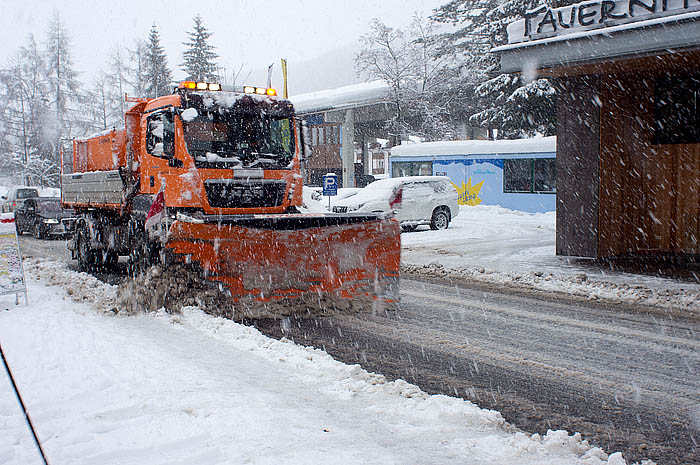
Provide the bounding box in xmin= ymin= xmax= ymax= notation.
xmin=204 ymin=179 xmax=286 ymax=208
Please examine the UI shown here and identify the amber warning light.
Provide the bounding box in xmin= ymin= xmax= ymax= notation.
xmin=179 ymin=81 xmax=222 ymax=91
xmin=243 ymin=86 xmax=277 ymax=96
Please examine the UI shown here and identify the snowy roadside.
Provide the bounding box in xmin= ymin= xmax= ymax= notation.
xmin=400 ymin=205 xmax=700 ymax=313
xmin=0 ymin=259 xmax=634 ymax=465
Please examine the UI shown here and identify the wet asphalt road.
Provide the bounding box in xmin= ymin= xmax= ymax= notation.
xmin=254 ymin=277 xmax=700 ymax=465
xmin=20 ymin=236 xmax=700 ymax=464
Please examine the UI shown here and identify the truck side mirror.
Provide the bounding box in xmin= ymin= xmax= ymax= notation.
xmin=162 ymin=110 xmax=175 ymax=158
xmin=298 ymin=120 xmax=309 ymax=162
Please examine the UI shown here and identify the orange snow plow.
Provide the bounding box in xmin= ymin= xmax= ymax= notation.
xmin=166 ymin=213 xmax=400 ymax=309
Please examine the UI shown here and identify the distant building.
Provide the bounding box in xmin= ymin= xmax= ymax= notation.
xmin=290 ymin=81 xmax=394 ymax=187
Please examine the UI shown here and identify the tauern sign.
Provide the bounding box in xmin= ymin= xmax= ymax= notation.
xmin=507 ymin=0 xmax=700 ymax=43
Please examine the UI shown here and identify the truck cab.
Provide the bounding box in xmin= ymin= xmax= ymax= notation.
xmin=136 ymin=82 xmax=303 ymax=217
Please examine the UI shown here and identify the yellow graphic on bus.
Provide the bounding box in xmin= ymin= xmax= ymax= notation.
xmin=452 ymin=178 xmax=484 ymax=206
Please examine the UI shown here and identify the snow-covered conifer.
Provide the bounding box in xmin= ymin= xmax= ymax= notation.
xmin=145 ymin=24 xmax=172 ymax=98
xmin=181 ymin=15 xmax=219 ymax=82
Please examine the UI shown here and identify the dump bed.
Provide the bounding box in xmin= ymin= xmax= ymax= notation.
xmin=62 ymin=129 xmax=128 ymax=209
xmin=72 ymin=129 xmax=126 ymax=172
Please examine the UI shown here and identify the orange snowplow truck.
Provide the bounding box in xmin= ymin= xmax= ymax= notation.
xmin=61 ymin=81 xmax=400 ymax=309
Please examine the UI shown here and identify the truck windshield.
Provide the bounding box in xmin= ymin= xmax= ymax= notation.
xmin=183 ymin=110 xmax=294 ymax=169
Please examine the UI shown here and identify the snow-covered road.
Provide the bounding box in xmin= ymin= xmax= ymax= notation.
xmin=0 ymin=262 xmax=625 ymax=465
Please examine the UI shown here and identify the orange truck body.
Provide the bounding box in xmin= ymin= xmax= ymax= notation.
xmin=61 ymin=83 xmax=400 ymax=309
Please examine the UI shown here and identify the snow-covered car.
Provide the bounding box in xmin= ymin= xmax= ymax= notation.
xmin=1 ymin=186 xmax=39 ymax=213
xmin=332 ymin=176 xmax=459 ymax=231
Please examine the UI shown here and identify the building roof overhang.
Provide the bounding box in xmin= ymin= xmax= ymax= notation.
xmin=494 ymin=11 xmax=700 ymax=74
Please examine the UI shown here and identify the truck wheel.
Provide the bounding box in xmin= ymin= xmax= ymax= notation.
xmin=77 ymin=228 xmax=96 ymax=271
xmin=430 ymin=208 xmax=450 ymax=230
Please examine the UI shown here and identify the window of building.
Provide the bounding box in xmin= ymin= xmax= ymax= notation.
xmin=504 ymin=158 xmax=556 ymax=194
xmin=653 ymin=73 xmax=700 ymax=145
xmin=392 ymin=161 xmax=433 ymax=177
xmin=534 ymin=158 xmax=556 ymax=193
xmin=312 ymin=127 xmax=318 ymax=146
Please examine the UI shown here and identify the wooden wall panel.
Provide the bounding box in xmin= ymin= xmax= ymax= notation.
xmin=555 ymin=76 xmax=600 ymax=258
xmin=599 ymin=73 xmax=700 ymax=257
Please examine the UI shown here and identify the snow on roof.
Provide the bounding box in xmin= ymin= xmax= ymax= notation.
xmin=390 ymin=136 xmax=556 ymax=158
xmin=290 ymin=81 xmax=391 ymax=114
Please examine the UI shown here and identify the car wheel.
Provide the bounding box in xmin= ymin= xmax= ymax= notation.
xmin=401 ymin=225 xmax=417 ymax=233
xmin=33 ymin=223 xmax=44 ymax=239
xmin=430 ymin=208 xmax=450 ymax=230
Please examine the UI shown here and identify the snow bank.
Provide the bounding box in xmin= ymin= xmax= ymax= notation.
xmin=401 ymin=204 xmax=700 ymax=312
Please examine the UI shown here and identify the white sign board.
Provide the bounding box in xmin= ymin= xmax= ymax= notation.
xmin=0 ymin=214 xmax=27 ymax=304
xmin=507 ymin=0 xmax=700 ymax=44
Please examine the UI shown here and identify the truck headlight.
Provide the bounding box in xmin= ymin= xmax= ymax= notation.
xmin=44 ymin=219 xmax=59 ymax=224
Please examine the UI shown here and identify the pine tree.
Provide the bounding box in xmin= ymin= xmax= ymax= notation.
xmin=145 ymin=24 xmax=172 ymax=98
xmin=181 ymin=15 xmax=219 ymax=82
xmin=431 ymin=0 xmax=573 ymax=138
xmin=45 ymin=11 xmax=80 ymax=163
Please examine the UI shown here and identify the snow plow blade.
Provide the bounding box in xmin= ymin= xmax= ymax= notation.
xmin=164 ymin=213 xmax=400 ymax=314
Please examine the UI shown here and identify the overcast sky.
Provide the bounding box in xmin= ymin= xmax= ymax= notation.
xmin=1 ymin=0 xmax=446 ymax=95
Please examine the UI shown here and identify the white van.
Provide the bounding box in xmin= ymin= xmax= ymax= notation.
xmin=332 ymin=176 xmax=459 ymax=231
xmin=1 ymin=186 xmax=40 ymax=213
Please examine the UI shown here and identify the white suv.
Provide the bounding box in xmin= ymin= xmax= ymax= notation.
xmin=332 ymin=176 xmax=459 ymax=231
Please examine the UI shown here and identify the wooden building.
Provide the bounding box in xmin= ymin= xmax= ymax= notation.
xmin=495 ymin=0 xmax=700 ymax=258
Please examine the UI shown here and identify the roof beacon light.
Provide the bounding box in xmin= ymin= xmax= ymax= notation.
xmin=266 ymin=88 xmax=277 ymax=96
xmin=208 ymin=83 xmax=221 ymax=91
xmin=180 ymin=81 xmax=197 ymax=89
xmin=254 ymin=87 xmax=266 ymax=95
xmin=243 ymin=86 xmax=255 ymax=94
xmin=196 ymin=82 xmax=208 ymax=90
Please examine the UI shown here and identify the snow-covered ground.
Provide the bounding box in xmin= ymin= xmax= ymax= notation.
xmin=400 ymin=205 xmax=700 ymax=311
xmin=305 ymin=186 xmax=699 ymax=311
xmin=0 ymin=260 xmax=629 ymax=465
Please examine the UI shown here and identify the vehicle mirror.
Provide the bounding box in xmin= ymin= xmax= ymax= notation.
xmin=298 ymin=120 xmax=309 ymax=162
xmin=146 ymin=109 xmax=174 ymax=158
xmin=162 ymin=110 xmax=175 ymax=158
xmin=0 ymin=195 xmax=6 ymax=200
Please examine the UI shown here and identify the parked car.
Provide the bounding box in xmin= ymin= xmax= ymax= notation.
xmin=332 ymin=176 xmax=459 ymax=231
xmin=1 ymin=186 xmax=39 ymax=213
xmin=15 ymin=197 xmax=76 ymax=239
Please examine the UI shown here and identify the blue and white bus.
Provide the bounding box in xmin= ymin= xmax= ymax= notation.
xmin=389 ymin=136 xmax=556 ymax=213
